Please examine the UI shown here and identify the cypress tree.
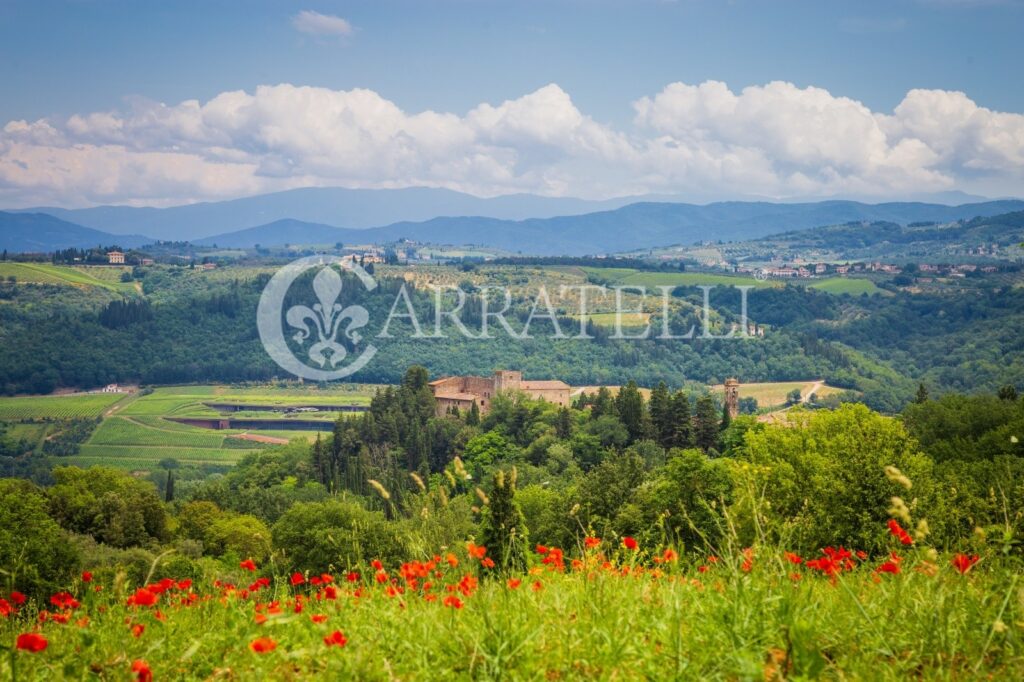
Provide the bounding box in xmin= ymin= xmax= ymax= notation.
xmin=669 ymin=391 xmax=693 ymax=449
xmin=164 ymin=470 xmax=175 ymax=503
xmin=649 ymin=381 xmax=671 ymax=448
xmin=915 ymin=383 xmax=929 ymax=404
xmin=693 ymin=394 xmax=721 ymax=453
xmin=616 ymin=381 xmax=646 ymax=443
xmin=466 ymin=401 xmax=481 ymax=426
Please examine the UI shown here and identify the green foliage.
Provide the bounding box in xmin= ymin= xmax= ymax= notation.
xmin=47 ymin=466 xmax=168 ymax=548
xmin=736 ymin=404 xmax=935 ymax=552
xmin=0 ymin=478 xmax=80 ymax=598
xmin=271 ymin=499 xmax=409 ymax=572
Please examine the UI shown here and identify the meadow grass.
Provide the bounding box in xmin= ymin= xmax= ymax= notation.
xmin=809 ymin=277 xmax=885 ymax=296
xmin=0 ymin=263 xmax=135 ymax=293
xmin=1 ymin=542 xmax=1020 ymax=680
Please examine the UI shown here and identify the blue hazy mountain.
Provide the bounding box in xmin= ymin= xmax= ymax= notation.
xmin=12 ymin=187 xmax=635 ymax=242
xmin=0 ymin=212 xmax=150 ymax=253
xmin=194 ymin=199 xmax=1024 ymax=255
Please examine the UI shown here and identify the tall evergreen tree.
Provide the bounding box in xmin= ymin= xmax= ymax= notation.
xmin=720 ymin=401 xmax=732 ymax=432
xmin=164 ymin=470 xmax=174 ymax=503
xmin=915 ymin=383 xmax=929 ymax=404
xmin=466 ymin=401 xmax=481 ymax=426
xmin=649 ymin=381 xmax=672 ymax=448
xmin=555 ymin=406 xmax=574 ymax=439
xmin=693 ymin=394 xmax=721 ymax=454
xmin=591 ymin=386 xmax=614 ymax=420
xmin=480 ymin=468 xmax=529 ymax=575
xmin=669 ymin=391 xmax=693 ymax=449
xmin=616 ymin=381 xmax=647 ymax=443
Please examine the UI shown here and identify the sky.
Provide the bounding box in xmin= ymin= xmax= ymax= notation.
xmin=1 ymin=0 xmax=1023 ymax=207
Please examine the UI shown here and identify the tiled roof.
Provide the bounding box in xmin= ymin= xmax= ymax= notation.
xmin=521 ymin=380 xmax=570 ymax=390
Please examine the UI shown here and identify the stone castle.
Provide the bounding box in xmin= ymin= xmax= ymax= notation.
xmin=429 ymin=370 xmax=571 ymax=416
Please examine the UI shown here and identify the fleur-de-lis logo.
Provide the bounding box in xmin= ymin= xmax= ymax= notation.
xmin=257 ymin=256 xmax=377 ymax=381
xmin=286 ymin=267 xmax=369 ymax=368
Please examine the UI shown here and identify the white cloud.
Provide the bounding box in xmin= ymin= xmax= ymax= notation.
xmin=291 ymin=10 xmax=354 ymax=37
xmin=1 ymin=80 xmax=1022 ymax=207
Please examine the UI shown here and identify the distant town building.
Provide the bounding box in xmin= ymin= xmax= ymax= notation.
xmin=815 ymin=263 xmax=827 ymax=274
xmin=201 ymin=262 xmax=217 ymax=270
xmin=107 ymin=251 xmax=125 ymax=264
xmin=101 ymin=383 xmax=122 ymax=393
xmin=429 ymin=370 xmax=571 ymax=417
xmin=140 ymin=258 xmax=155 ymax=266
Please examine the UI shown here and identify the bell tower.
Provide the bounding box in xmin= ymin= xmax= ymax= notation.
xmin=724 ymin=377 xmax=740 ymax=419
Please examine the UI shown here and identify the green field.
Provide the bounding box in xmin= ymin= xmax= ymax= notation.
xmin=582 ymin=267 xmax=777 ymax=290
xmin=0 ymin=262 xmax=136 ymax=293
xmin=574 ymin=311 xmax=652 ymax=327
xmin=809 ymin=277 xmax=885 ymax=295
xmin=0 ymin=393 xmax=126 ymax=420
xmin=88 ymin=417 xmax=230 ymax=448
xmin=709 ymin=380 xmax=844 ymax=408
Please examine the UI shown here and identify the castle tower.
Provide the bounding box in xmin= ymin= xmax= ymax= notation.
xmin=724 ymin=377 xmax=740 ymax=420
xmin=493 ymin=370 xmax=522 ymax=393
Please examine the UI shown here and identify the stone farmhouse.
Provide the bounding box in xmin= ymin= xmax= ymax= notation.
xmin=429 ymin=370 xmax=571 ymax=416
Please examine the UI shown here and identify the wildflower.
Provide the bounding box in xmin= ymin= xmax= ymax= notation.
xmin=741 ymin=547 xmax=754 ymax=573
xmin=951 ymin=553 xmax=980 ymax=575
xmin=311 ymin=614 xmax=328 ymax=623
xmin=290 ymin=572 xmax=305 ymax=586
xmin=622 ymin=537 xmax=638 ymax=551
xmin=481 ymin=557 xmax=495 ymax=569
xmin=535 ymin=544 xmax=549 ymax=555
xmin=467 ymin=543 xmax=487 ymax=559
xmin=785 ymin=552 xmax=803 ymax=565
xmin=507 ymin=578 xmax=522 ymax=589
xmin=0 ymin=599 xmax=13 ymax=618
xmin=249 ymin=637 xmax=277 ymax=654
xmin=10 ymin=591 xmax=26 ymax=605
xmin=16 ymin=633 xmax=48 ymax=652
xmin=346 ymin=571 xmax=360 ymax=583
xmin=131 ymin=623 xmax=145 ymax=638
xmin=50 ymin=592 xmax=80 ymax=610
xmin=240 ymin=558 xmax=258 ymax=572
xmin=81 ymin=571 xmax=93 ymax=583
xmin=445 ymin=553 xmax=459 ymax=567
xmin=876 ymin=561 xmax=901 ymax=575
xmin=887 ymin=519 xmax=914 ymax=546
xmin=443 ymin=595 xmax=463 ymax=609
xmin=888 ymin=497 xmax=912 ymax=525
xmin=584 ymin=536 xmax=601 ymax=549
xmin=531 ymin=580 xmax=544 ymax=592
xmin=324 ymin=630 xmax=348 ymax=647
xmin=127 ymin=588 xmax=158 ymax=607
xmin=132 ymin=659 xmax=153 ymax=682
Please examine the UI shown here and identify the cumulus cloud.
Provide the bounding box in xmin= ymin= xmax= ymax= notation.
xmin=1 ymin=80 xmax=1022 ymax=206
xmin=291 ymin=10 xmax=353 ymax=37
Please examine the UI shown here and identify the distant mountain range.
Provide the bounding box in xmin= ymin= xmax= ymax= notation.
xmin=3 ymin=191 xmax=1024 ymax=256
xmin=194 ymin=199 xmax=1024 ymax=255
xmin=0 ymin=212 xmax=150 ymax=253
xmin=8 ymin=187 xmax=639 ymax=242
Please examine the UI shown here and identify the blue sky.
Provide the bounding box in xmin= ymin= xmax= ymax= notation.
xmin=1 ymin=0 xmax=1022 ymax=206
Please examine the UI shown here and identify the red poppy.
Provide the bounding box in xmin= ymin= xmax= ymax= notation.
xmin=784 ymin=552 xmax=803 ymax=565
xmin=131 ymin=623 xmax=145 ymax=638
xmin=467 ymin=543 xmax=487 ymax=559
xmin=622 ymin=537 xmax=638 ymax=551
xmin=481 ymin=557 xmax=495 ymax=569
xmin=324 ymin=630 xmax=348 ymax=647
xmin=50 ymin=592 xmax=80 ymax=610
xmin=443 ymin=595 xmax=463 ymax=609
xmin=346 ymin=571 xmax=360 ymax=583
xmin=584 ymin=536 xmax=601 ymax=549
xmin=81 ymin=571 xmax=93 ymax=583
xmin=951 ymin=553 xmax=980 ymax=575
xmin=249 ymin=636 xmax=277 ymax=654
xmin=127 ymin=588 xmax=157 ymax=607
xmin=535 ymin=544 xmax=549 ymax=555
xmin=132 ymin=659 xmax=153 ymax=682
xmin=290 ymin=572 xmax=305 ymax=586
xmin=507 ymin=578 xmax=522 ymax=589
xmin=0 ymin=599 xmax=13 ymax=618
xmin=240 ymin=559 xmax=258 ymax=572
xmin=876 ymin=561 xmax=901 ymax=575
xmin=311 ymin=613 xmax=328 ymax=623
xmin=9 ymin=591 xmax=26 ymax=605
xmin=887 ymin=520 xmax=913 ymax=546
xmin=16 ymin=633 xmax=48 ymax=653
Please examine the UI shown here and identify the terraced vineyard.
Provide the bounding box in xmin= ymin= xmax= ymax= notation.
xmin=0 ymin=393 xmax=126 ymax=420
